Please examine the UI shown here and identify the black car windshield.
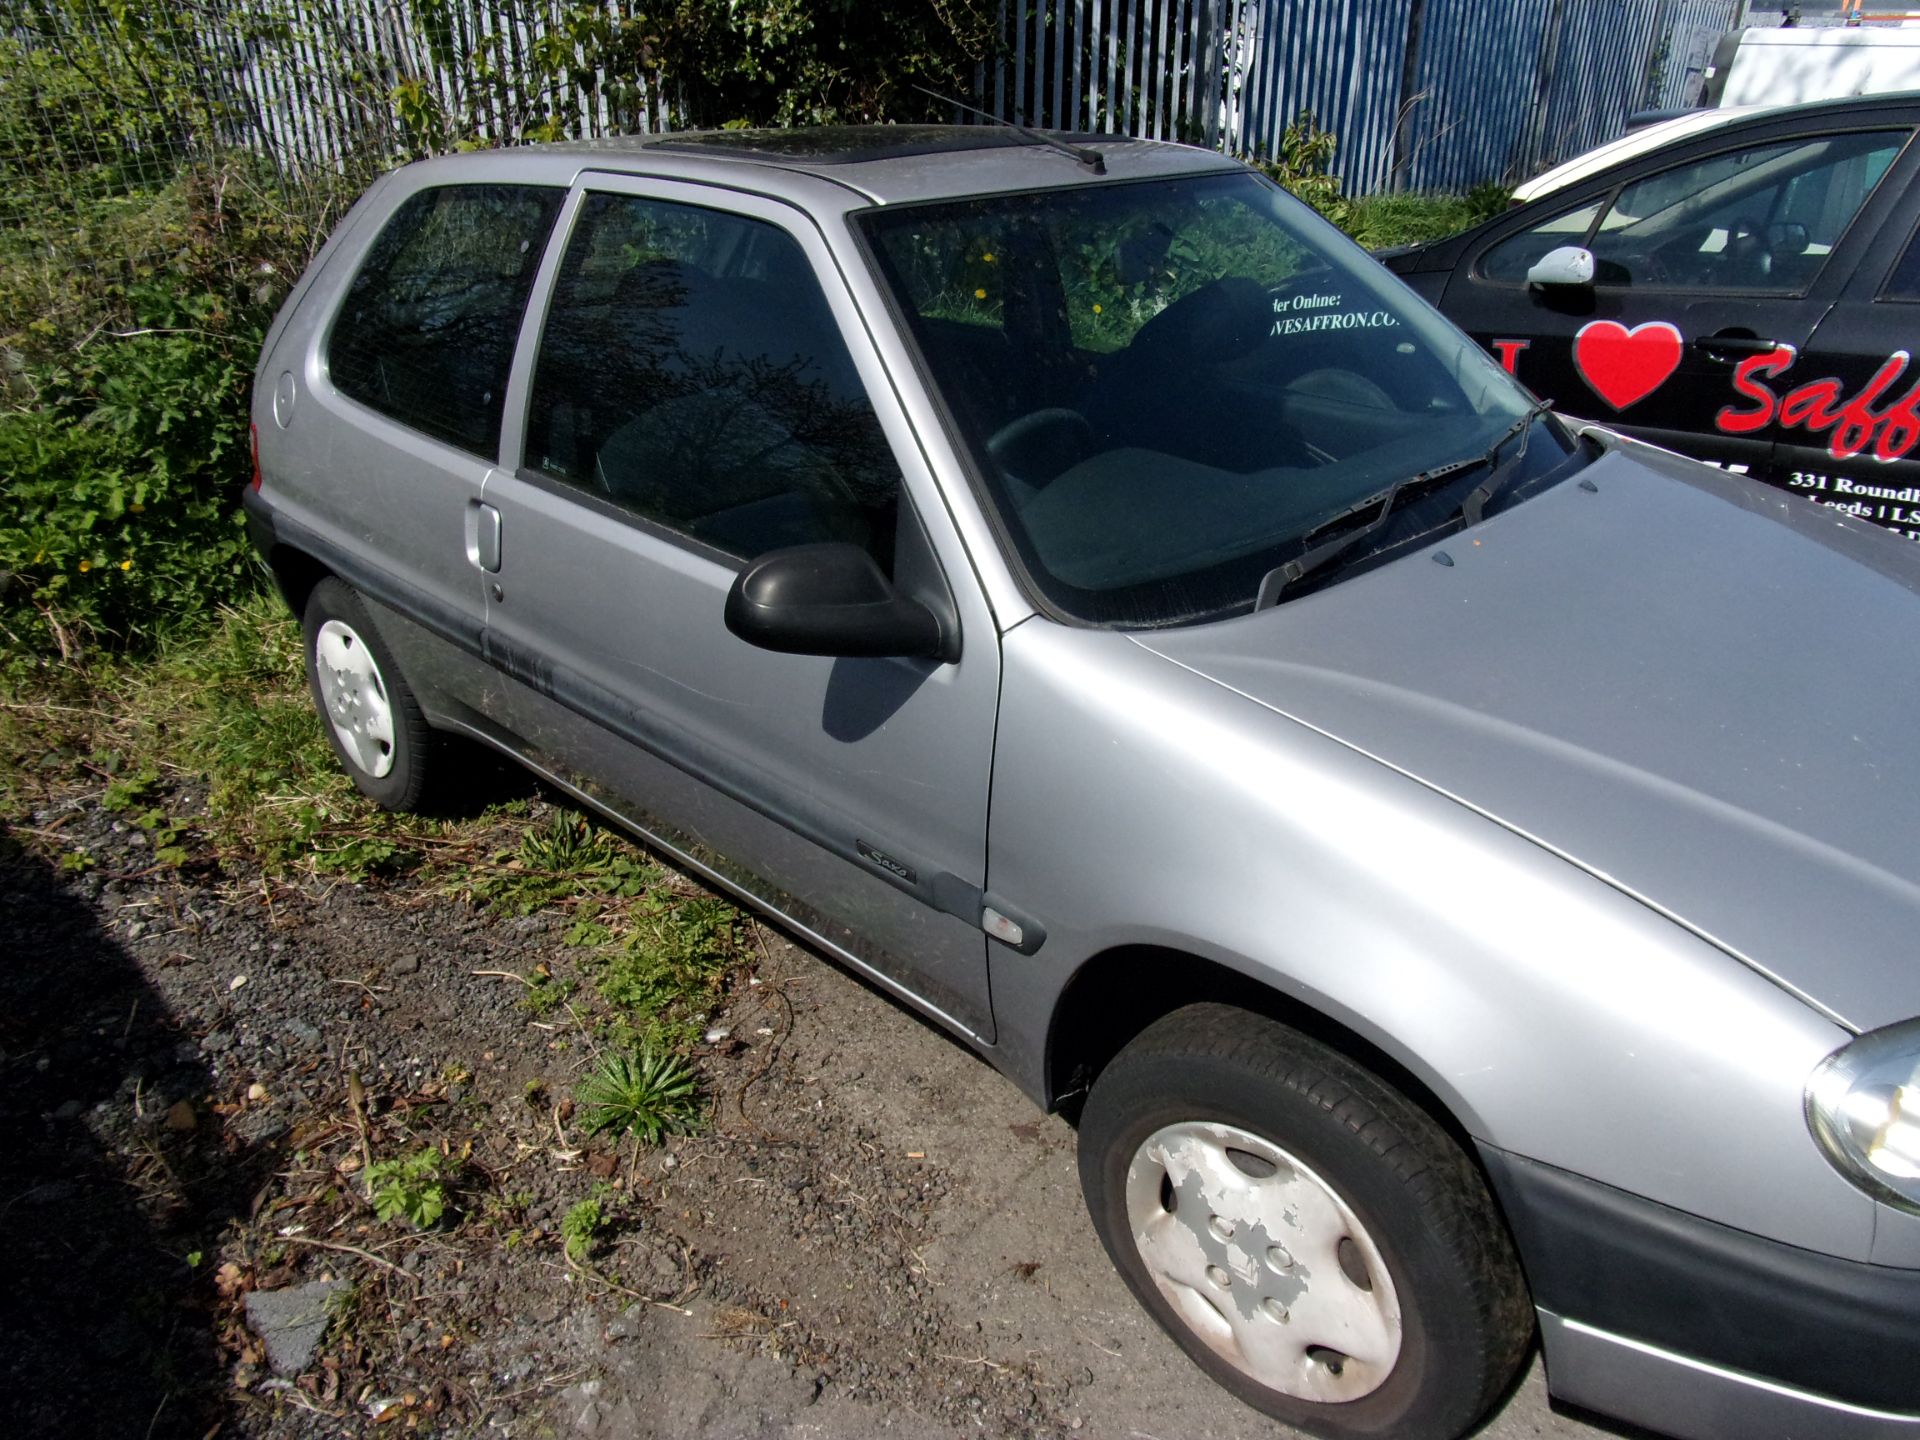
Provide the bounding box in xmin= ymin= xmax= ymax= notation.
xmin=861 ymin=171 xmax=1579 ymax=625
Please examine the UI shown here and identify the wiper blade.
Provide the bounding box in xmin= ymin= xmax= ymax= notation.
xmin=1253 ymin=400 xmax=1557 ymax=611
xmin=1458 ymin=398 xmax=1554 ymax=527
xmin=1252 ymin=459 xmax=1481 ymax=610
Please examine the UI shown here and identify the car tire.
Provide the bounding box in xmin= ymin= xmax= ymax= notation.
xmin=1077 ymin=1003 xmax=1532 ymax=1440
xmin=302 ymin=577 xmax=437 ymax=812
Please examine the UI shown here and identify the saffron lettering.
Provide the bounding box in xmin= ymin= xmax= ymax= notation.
xmin=1712 ymin=346 xmax=1920 ymax=463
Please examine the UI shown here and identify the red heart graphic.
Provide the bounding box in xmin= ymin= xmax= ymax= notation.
xmin=1573 ymin=320 xmax=1683 ymax=411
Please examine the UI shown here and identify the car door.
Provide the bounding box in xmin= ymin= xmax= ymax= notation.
xmin=1765 ymin=189 xmax=1920 ymax=539
xmin=1435 ymin=116 xmax=1916 ymax=485
xmin=477 ymin=176 xmax=1001 ymax=1042
xmin=311 ymin=179 xmax=564 ymax=667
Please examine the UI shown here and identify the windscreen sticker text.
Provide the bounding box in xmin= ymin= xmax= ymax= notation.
xmin=1270 ymin=293 xmax=1398 ymax=335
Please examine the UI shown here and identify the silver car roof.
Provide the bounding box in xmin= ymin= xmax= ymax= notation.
xmin=404 ymin=125 xmax=1245 ymax=207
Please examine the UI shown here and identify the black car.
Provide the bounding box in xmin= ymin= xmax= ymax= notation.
xmin=1384 ymin=94 xmax=1920 ymax=539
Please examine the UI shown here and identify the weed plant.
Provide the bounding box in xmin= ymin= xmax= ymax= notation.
xmin=565 ymin=889 xmax=737 ymax=1049
xmin=576 ymin=1047 xmax=702 ymax=1146
xmin=469 ymin=810 xmax=656 ymax=916
xmin=365 ymin=1147 xmax=451 ymax=1229
xmin=561 ymin=1194 xmax=606 ymax=1263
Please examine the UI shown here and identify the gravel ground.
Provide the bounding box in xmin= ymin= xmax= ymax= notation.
xmin=0 ymin=771 xmax=1617 ymax=1440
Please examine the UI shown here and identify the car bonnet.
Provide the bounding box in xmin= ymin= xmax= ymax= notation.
xmin=1132 ymin=443 xmax=1920 ymax=1033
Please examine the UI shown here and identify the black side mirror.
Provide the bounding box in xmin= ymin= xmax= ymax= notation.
xmin=725 ymin=543 xmax=952 ymax=661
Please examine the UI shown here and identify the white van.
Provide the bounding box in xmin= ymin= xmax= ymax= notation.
xmin=1704 ymin=26 xmax=1920 ymax=107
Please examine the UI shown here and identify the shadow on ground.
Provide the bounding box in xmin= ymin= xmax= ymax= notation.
xmin=0 ymin=830 xmax=276 ymax=1436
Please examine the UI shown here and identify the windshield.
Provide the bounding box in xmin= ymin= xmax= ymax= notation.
xmin=861 ymin=171 xmax=1578 ymax=625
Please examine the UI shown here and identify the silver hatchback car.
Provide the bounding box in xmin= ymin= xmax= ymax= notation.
xmin=247 ymin=127 xmax=1920 ymax=1440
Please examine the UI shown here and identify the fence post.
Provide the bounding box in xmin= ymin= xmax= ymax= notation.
xmin=1643 ymin=0 xmax=1673 ymax=112
xmin=994 ymin=0 xmax=1009 ymax=119
xmin=1527 ymin=0 xmax=1571 ymax=177
xmin=1387 ymin=0 xmax=1430 ymax=191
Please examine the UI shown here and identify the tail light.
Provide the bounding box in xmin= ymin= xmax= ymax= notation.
xmin=249 ymin=422 xmax=262 ymax=492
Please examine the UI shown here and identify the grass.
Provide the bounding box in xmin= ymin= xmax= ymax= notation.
xmin=1337 ymin=184 xmax=1513 ymax=250
xmin=0 ymin=591 xmax=744 ymax=1093
xmin=2 ymin=590 xmax=348 ymax=856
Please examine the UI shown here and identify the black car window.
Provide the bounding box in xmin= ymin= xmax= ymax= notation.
xmin=328 ymin=184 xmax=564 ymax=457
xmin=1881 ymin=221 xmax=1920 ymax=301
xmin=1478 ymin=200 xmax=1604 ymax=282
xmin=524 ymin=193 xmax=899 ymax=569
xmin=1480 ymin=132 xmax=1904 ymax=293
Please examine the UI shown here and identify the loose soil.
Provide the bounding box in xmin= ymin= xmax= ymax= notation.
xmin=1 ymin=770 xmax=1600 ymax=1440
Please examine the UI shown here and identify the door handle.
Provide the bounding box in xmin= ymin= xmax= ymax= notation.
xmin=1697 ymin=333 xmax=1784 ymax=361
xmin=465 ymin=500 xmax=502 ymax=573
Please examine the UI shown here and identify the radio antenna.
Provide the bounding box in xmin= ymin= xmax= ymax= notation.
xmin=912 ymin=84 xmax=1106 ymax=174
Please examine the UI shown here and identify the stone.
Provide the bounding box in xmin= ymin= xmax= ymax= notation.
xmin=560 ymin=1379 xmax=643 ymax=1437
xmin=284 ymin=1018 xmax=322 ymax=1049
xmin=604 ymin=1306 xmax=645 ymax=1341
xmin=244 ymin=1279 xmax=348 ymax=1377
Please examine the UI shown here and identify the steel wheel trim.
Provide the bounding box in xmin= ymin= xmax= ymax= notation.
xmin=314 ymin=619 xmax=397 ymax=779
xmin=1123 ymin=1121 xmax=1404 ymax=1403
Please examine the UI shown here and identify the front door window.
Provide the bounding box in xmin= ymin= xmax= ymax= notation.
xmin=524 ymin=194 xmax=900 ymax=566
xmin=1478 ymin=131 xmax=1905 ymax=294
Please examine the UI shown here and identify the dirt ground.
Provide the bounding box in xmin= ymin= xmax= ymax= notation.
xmin=0 ymin=772 xmax=1615 ymax=1440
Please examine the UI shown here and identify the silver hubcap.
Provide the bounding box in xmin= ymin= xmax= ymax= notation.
xmin=1124 ymin=1121 xmax=1403 ymax=1402
xmin=314 ymin=619 xmax=397 ymax=779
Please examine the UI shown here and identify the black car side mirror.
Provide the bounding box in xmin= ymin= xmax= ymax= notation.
xmin=725 ymin=542 xmax=952 ymax=662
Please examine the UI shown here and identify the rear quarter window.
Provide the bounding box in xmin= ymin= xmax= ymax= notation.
xmin=327 ymin=183 xmax=563 ymax=457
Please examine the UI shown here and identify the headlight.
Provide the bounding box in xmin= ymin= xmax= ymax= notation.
xmin=1806 ymin=1018 xmax=1920 ymax=1213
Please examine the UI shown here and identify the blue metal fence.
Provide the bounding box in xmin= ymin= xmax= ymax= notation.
xmin=983 ymin=0 xmax=1742 ymax=193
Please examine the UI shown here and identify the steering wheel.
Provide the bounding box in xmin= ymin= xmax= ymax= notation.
xmin=986 ymin=408 xmax=1093 ymax=489
xmin=1621 ymin=238 xmax=1676 ymax=287
xmin=1722 ymin=215 xmax=1773 ymax=285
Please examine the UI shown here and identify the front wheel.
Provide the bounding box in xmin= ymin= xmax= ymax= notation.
xmin=1077 ymin=1004 xmax=1531 ymax=1440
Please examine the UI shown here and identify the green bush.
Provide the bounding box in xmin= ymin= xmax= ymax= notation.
xmin=0 ymin=279 xmax=261 ymax=659
xmin=1253 ymin=110 xmax=1348 ymax=222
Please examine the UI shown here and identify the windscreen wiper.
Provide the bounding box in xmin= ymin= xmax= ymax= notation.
xmin=1252 ymin=458 xmax=1483 ymax=610
xmin=1457 ymin=398 xmax=1554 ymax=527
xmin=1253 ymin=400 xmax=1560 ymax=611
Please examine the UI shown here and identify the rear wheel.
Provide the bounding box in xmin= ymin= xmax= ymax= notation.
xmin=302 ymin=578 xmax=438 ymax=812
xmin=1077 ymin=1004 xmax=1531 ymax=1440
